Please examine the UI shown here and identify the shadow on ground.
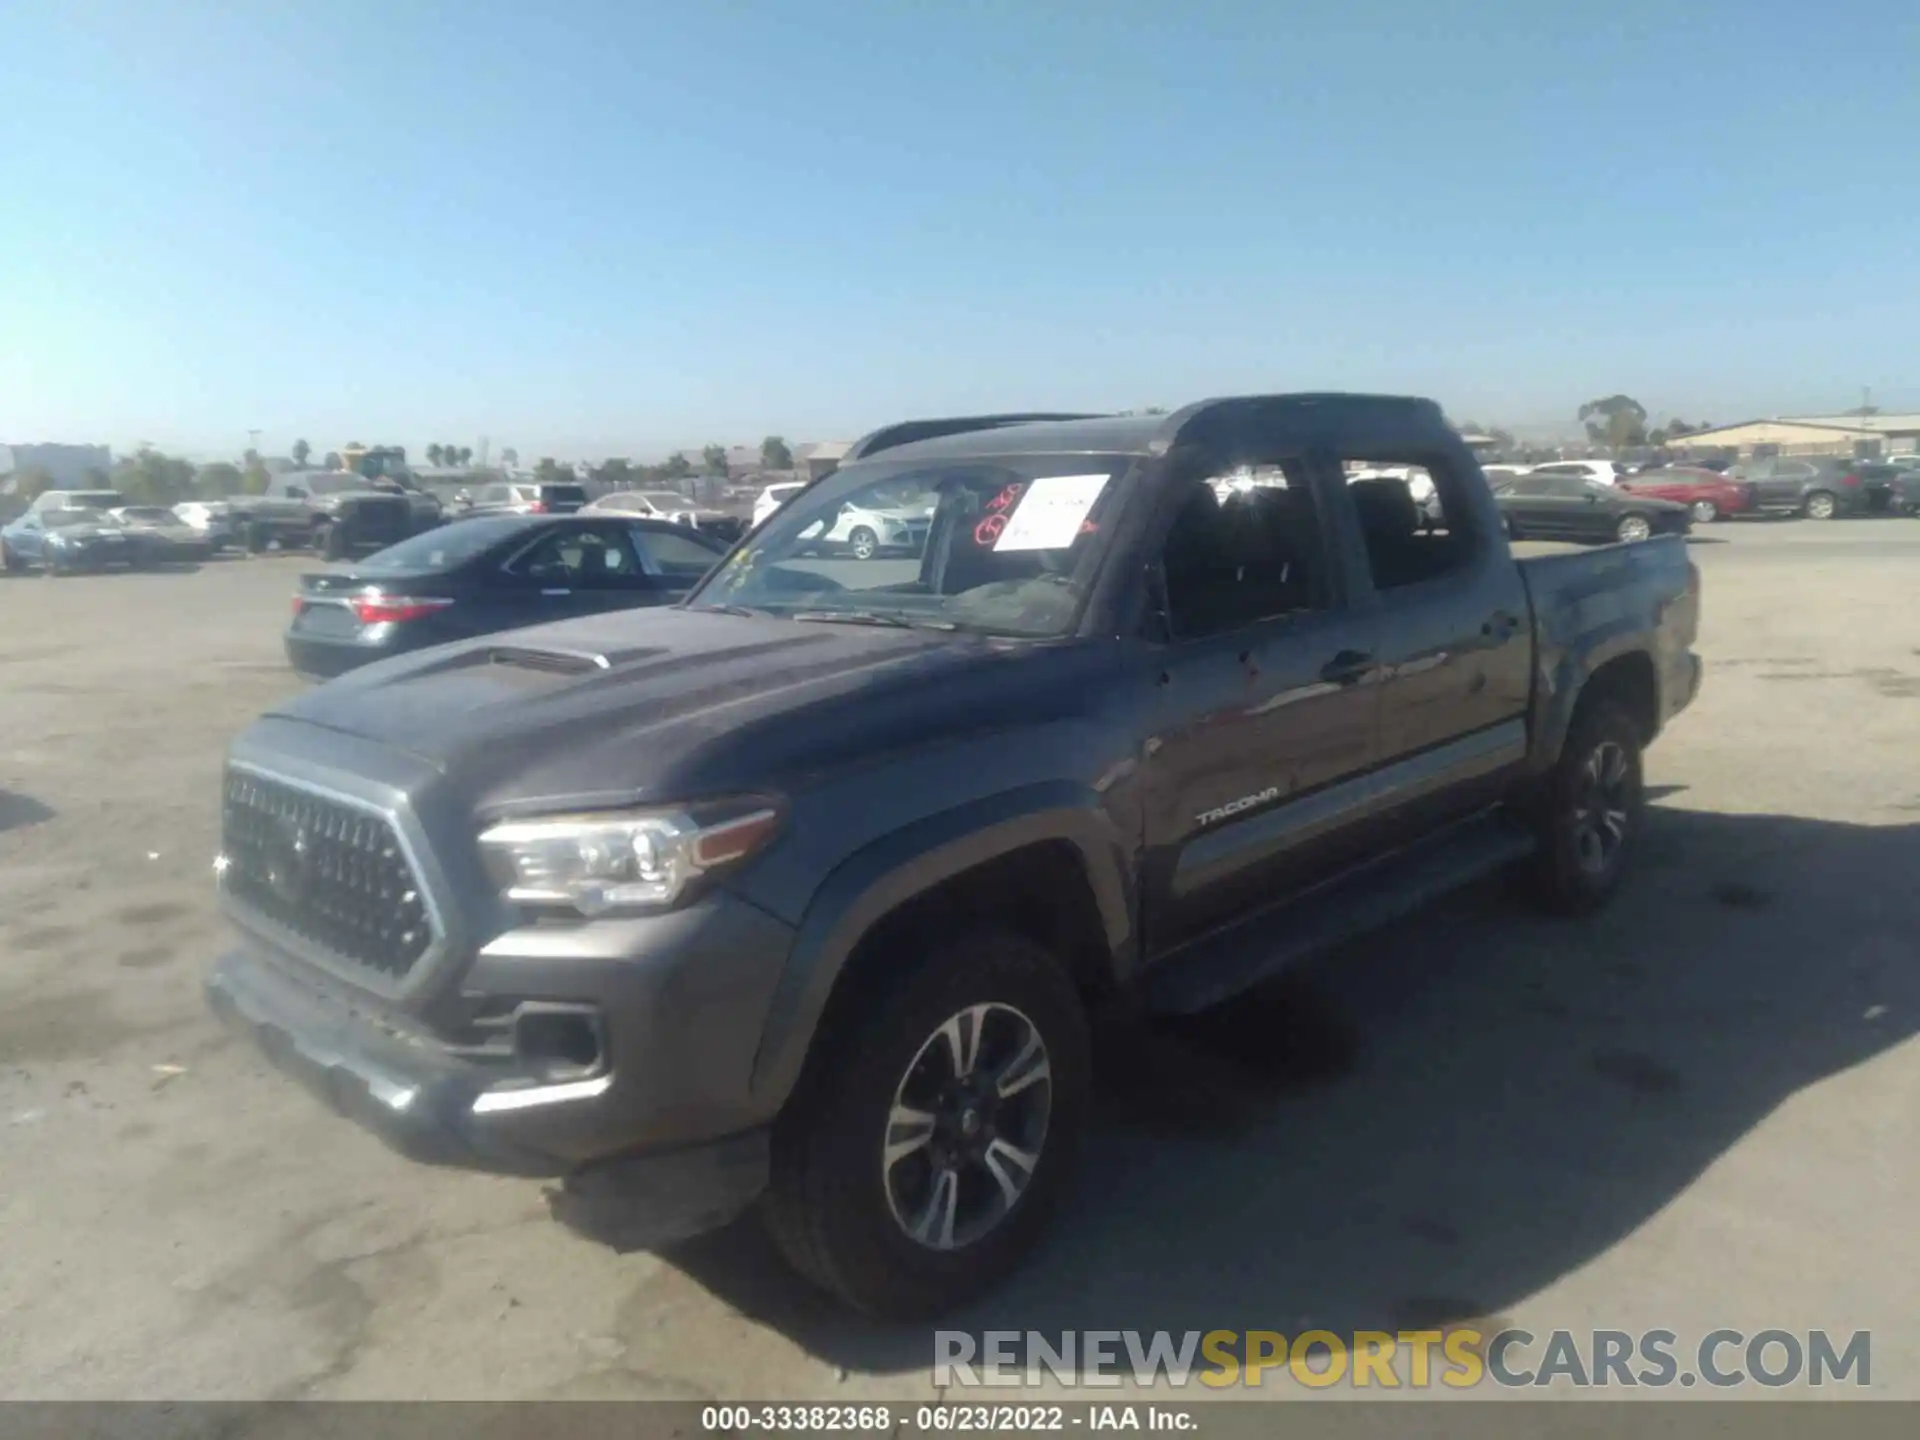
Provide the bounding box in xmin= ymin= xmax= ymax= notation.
xmin=620 ymin=805 xmax=1917 ymax=1372
xmin=0 ymin=790 xmax=55 ymax=834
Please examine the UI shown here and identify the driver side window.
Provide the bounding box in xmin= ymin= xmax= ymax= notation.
xmin=1158 ymin=464 xmax=1329 ymax=641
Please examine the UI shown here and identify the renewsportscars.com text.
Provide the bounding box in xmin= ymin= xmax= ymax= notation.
xmin=934 ymin=1328 xmax=1871 ymax=1390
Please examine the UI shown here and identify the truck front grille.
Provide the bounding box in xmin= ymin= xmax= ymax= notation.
xmin=221 ymin=768 xmax=434 ymax=983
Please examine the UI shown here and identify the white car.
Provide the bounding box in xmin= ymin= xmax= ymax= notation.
xmin=752 ymin=481 xmax=807 ymax=529
xmin=1527 ymin=460 xmax=1622 ymax=487
xmin=585 ymin=489 xmax=715 ymax=526
xmin=802 ymin=494 xmax=935 ymax=559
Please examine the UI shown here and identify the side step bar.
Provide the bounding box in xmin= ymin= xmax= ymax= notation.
xmin=1142 ymin=811 xmax=1537 ymax=1015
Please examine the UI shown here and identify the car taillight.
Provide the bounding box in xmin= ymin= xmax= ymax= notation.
xmin=350 ymin=595 xmax=454 ymax=624
xmin=290 ymin=596 xmax=305 ymax=615
xmin=527 ymin=500 xmax=548 ymax=513
xmin=1839 ymin=473 xmax=1860 ymax=487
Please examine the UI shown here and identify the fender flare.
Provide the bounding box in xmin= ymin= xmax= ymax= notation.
xmin=1530 ymin=629 xmax=1658 ymax=771
xmin=746 ymin=781 xmax=1135 ymax=1108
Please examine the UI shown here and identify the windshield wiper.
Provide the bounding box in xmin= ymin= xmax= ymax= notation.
xmin=690 ymin=603 xmax=773 ymax=618
xmin=791 ymin=610 xmax=958 ymax=631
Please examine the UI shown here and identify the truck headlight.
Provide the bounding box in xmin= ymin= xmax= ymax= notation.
xmin=478 ymin=801 xmax=781 ymax=915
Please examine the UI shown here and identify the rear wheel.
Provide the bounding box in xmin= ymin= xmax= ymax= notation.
xmin=1615 ymin=513 xmax=1653 ymax=542
xmin=762 ymin=931 xmax=1091 ymax=1318
xmin=848 ymin=525 xmax=880 ymax=560
xmin=1803 ymin=490 xmax=1838 ymax=520
xmin=1512 ymin=701 xmax=1644 ymax=915
xmin=1688 ymin=499 xmax=1718 ymax=523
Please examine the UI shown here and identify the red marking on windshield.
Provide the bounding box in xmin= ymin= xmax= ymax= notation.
xmin=986 ymin=483 xmax=1024 ymax=514
xmin=973 ymin=513 xmax=1007 ymax=546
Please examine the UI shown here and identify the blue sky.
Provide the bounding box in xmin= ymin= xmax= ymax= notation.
xmin=3 ymin=0 xmax=1916 ymax=460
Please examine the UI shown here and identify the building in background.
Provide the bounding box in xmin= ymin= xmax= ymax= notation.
xmin=797 ymin=440 xmax=851 ymax=481
xmin=0 ymin=441 xmax=114 ymax=490
xmin=1664 ymin=417 xmax=1918 ymax=460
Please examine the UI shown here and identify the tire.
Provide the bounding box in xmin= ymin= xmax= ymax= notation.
xmin=1802 ymin=490 xmax=1838 ymax=520
xmin=319 ymin=523 xmax=351 ymax=561
xmin=848 ymin=525 xmax=880 ymax=561
xmin=0 ymin=540 xmax=17 ymax=574
xmin=1688 ymin=500 xmax=1718 ymax=523
xmin=762 ymin=931 xmax=1092 ymax=1319
xmin=1511 ymin=701 xmax=1644 ymax=915
xmin=246 ymin=522 xmax=269 ymax=554
xmin=1615 ymin=513 xmax=1653 ymax=542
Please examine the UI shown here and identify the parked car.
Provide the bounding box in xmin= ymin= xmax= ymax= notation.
xmin=752 ymin=480 xmax=809 ymax=528
xmin=106 ymin=505 xmax=216 ymax=564
xmin=228 ymin=474 xmax=416 ymax=558
xmin=283 ymin=514 xmax=728 ymax=679
xmin=796 ymin=484 xmax=936 ymax=558
xmin=1479 ymin=464 xmax=1532 ymax=487
xmin=26 ymin=487 xmax=127 ymax=516
xmin=455 ymin=480 xmax=591 ymax=518
xmin=1494 ymin=471 xmax=1691 ymax=543
xmin=1615 ymin=467 xmax=1758 ymax=523
xmin=1525 ymin=460 xmax=1623 ymax=487
xmin=208 ymin=394 xmax=1702 ymax=1318
xmin=1 ymin=506 xmax=142 ymax=573
xmin=1724 ymin=457 xmax=1890 ymax=519
xmin=582 ymin=489 xmax=745 ymax=544
xmin=369 ymin=476 xmax=445 ymax=532
xmin=173 ymin=501 xmax=237 ymax=550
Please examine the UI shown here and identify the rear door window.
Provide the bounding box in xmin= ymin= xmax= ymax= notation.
xmin=629 ymin=525 xmax=723 ymax=580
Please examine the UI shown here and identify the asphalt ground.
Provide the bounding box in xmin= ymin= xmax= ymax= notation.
xmin=1 ymin=516 xmax=1916 ymax=1400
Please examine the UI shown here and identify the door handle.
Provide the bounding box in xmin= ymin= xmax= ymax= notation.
xmin=1320 ymin=650 xmax=1374 ymax=685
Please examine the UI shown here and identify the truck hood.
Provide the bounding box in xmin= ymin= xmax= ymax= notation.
xmin=258 ymin=607 xmax=1093 ymax=814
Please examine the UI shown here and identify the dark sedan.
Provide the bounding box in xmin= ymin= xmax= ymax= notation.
xmin=1494 ymin=472 xmax=1692 ymax=544
xmin=283 ymin=513 xmax=728 ymax=679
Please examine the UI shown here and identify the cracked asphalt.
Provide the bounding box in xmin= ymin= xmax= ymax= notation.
xmin=2 ymin=518 xmax=1917 ymax=1400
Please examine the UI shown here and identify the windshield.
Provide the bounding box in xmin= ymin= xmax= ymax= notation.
xmin=638 ymin=491 xmax=687 ymax=508
xmin=354 ymin=515 xmax=533 ymax=573
xmin=119 ymin=507 xmax=179 ymax=522
xmin=306 ymin=474 xmax=362 ymax=495
xmin=688 ymin=455 xmax=1133 ymax=637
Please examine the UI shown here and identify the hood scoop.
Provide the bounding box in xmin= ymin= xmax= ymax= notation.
xmin=486 ymin=645 xmax=610 ymax=675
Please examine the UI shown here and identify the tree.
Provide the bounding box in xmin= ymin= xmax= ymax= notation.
xmin=115 ymin=447 xmax=198 ymax=504
xmin=196 ymin=461 xmax=243 ymax=496
xmin=662 ymin=451 xmax=693 ymax=481
xmin=322 ymin=450 xmax=342 ymax=471
xmin=426 ymin=444 xmax=445 ymax=467
xmin=593 ymin=458 xmax=637 ymax=488
xmin=10 ymin=466 xmax=56 ymax=501
xmin=760 ymin=436 xmax=793 ymax=470
xmin=534 ymin=457 xmax=570 ymax=485
xmin=242 ymin=447 xmax=261 ymax=469
xmin=501 ymin=447 xmax=519 ymax=468
xmin=1577 ymin=395 xmax=1648 ymax=451
xmin=291 ymin=438 xmax=311 ymax=469
xmin=457 ymin=446 xmax=473 ymax=466
xmin=701 ymin=444 xmax=729 ymax=476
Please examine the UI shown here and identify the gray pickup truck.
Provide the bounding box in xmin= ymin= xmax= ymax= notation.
xmin=227 ymin=473 xmax=416 ymax=558
xmin=206 ymin=394 xmax=1702 ymax=1317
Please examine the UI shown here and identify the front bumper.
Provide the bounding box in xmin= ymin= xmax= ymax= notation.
xmin=207 ymin=937 xmax=778 ymax=1239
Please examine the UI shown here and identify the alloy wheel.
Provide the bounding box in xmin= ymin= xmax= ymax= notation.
xmin=1689 ymin=500 xmax=1717 ymax=523
xmin=1570 ymin=740 xmax=1634 ymax=876
xmin=882 ymin=1002 xmax=1052 ymax=1252
xmin=850 ymin=527 xmax=879 ymax=560
xmin=1805 ymin=492 xmax=1837 ymax=520
xmin=1617 ymin=514 xmax=1652 ymax=542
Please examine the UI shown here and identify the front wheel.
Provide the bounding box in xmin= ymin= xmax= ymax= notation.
xmin=848 ymin=525 xmax=879 ymax=560
xmin=0 ymin=540 xmax=18 ymax=574
xmin=1616 ymin=513 xmax=1653 ymax=542
xmin=762 ymin=931 xmax=1091 ymax=1319
xmin=1511 ymin=701 xmax=1644 ymax=915
xmin=1688 ymin=499 xmax=1719 ymax=523
xmin=1803 ymin=490 xmax=1838 ymax=520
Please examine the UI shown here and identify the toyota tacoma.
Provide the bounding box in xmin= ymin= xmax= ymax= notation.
xmin=206 ymin=395 xmax=1702 ymax=1317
